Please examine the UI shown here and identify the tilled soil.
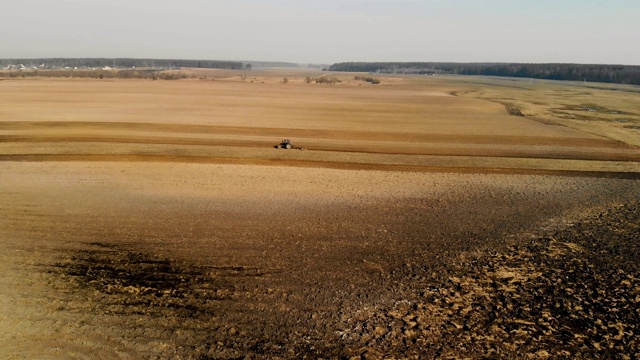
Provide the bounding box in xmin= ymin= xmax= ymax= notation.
xmin=1 ymin=163 xmax=640 ymax=359
xmin=2 ymin=77 xmax=640 ymax=359
xmin=342 ymin=202 xmax=640 ymax=359
xmin=42 ymin=202 xmax=640 ymax=359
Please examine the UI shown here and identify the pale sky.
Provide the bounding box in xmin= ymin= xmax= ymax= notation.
xmin=2 ymin=0 xmax=639 ymax=65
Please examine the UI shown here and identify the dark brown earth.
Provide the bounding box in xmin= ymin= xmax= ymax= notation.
xmin=343 ymin=202 xmax=640 ymax=359
xmin=2 ymin=163 xmax=639 ymax=359
xmin=46 ymin=202 xmax=639 ymax=359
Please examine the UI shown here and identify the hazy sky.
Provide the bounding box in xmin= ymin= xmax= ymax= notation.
xmin=2 ymin=0 xmax=639 ymax=65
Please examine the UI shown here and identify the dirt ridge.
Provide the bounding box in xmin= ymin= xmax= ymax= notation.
xmin=2 ymin=153 xmax=640 ymax=179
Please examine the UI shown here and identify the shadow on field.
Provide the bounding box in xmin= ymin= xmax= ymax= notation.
xmin=47 ymin=242 xmax=330 ymax=358
xmin=50 ymin=242 xmax=242 ymax=317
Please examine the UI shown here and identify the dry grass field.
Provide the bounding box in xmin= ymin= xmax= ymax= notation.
xmin=1 ymin=69 xmax=639 ymax=358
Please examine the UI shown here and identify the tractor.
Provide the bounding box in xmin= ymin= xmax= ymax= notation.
xmin=277 ymin=139 xmax=293 ymax=149
xmin=275 ymin=139 xmax=305 ymax=150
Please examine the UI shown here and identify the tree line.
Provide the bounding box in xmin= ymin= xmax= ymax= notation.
xmin=328 ymin=62 xmax=640 ymax=85
xmin=1 ymin=58 xmax=247 ymax=70
xmin=0 ymin=69 xmax=192 ymax=80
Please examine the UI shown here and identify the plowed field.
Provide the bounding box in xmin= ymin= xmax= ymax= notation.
xmin=1 ymin=71 xmax=639 ymax=358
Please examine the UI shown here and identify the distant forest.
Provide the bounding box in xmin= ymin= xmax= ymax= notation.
xmin=0 ymin=58 xmax=247 ymax=69
xmin=328 ymin=62 xmax=640 ymax=85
